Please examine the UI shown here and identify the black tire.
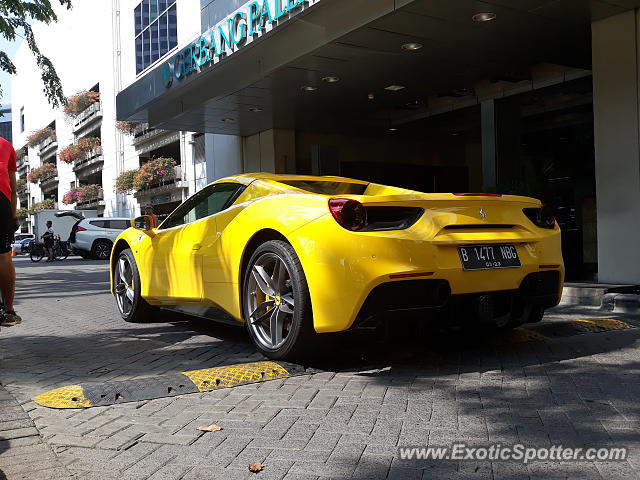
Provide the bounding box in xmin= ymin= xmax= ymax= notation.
xmin=113 ymin=248 xmax=159 ymax=323
xmin=92 ymin=239 xmax=113 ymax=260
xmin=78 ymin=251 xmax=90 ymax=259
xmin=243 ymin=240 xmax=317 ymax=360
xmin=55 ymin=244 xmax=69 ymax=261
xmin=30 ymin=248 xmax=44 ymax=262
xmin=527 ymin=306 xmax=545 ymax=324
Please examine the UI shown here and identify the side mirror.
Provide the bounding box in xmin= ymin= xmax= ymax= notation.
xmin=131 ymin=215 xmax=154 ymax=231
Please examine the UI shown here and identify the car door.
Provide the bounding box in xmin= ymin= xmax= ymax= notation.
xmin=146 ymin=182 xmax=244 ymax=303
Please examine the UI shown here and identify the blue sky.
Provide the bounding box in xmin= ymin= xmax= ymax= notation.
xmin=0 ymin=36 xmax=23 ymax=106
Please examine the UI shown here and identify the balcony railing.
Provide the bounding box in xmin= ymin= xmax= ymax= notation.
xmin=38 ymin=136 xmax=58 ymax=157
xmin=73 ymin=101 xmax=103 ymax=136
xmin=133 ymin=166 xmax=188 ymax=199
xmin=132 ymin=127 xmax=179 ymax=155
xmin=73 ymin=147 xmax=104 ymax=178
xmin=76 ymin=191 xmax=105 ymax=209
xmin=40 ymin=175 xmax=59 ymax=192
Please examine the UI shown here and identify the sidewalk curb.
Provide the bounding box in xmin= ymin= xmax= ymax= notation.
xmin=0 ymin=383 xmax=74 ymax=479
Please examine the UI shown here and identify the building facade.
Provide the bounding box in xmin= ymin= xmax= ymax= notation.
xmin=113 ymin=0 xmax=640 ymax=285
xmin=9 ymin=0 xmax=231 ymax=229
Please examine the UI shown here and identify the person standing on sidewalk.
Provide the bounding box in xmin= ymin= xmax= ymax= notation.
xmin=41 ymin=220 xmax=55 ymax=262
xmin=0 ymin=137 xmax=22 ymax=327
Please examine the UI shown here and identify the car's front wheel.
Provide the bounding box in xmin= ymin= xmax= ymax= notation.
xmin=92 ymin=240 xmax=113 ymax=260
xmin=114 ymin=248 xmax=158 ymax=323
xmin=243 ymin=240 xmax=316 ymax=360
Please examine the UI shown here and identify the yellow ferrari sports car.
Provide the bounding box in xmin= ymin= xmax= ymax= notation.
xmin=110 ymin=173 xmax=563 ymax=359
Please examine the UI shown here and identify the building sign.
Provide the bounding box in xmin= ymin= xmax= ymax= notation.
xmin=163 ymin=0 xmax=320 ymax=88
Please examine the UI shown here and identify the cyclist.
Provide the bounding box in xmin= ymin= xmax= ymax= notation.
xmin=0 ymin=136 xmax=22 ymax=327
xmin=41 ymin=220 xmax=55 ymax=262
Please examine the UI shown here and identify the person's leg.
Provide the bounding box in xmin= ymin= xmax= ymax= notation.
xmin=0 ymin=251 xmax=15 ymax=311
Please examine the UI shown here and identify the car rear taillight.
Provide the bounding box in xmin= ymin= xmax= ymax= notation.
xmin=76 ymin=226 xmax=87 ymax=232
xmin=329 ymin=198 xmax=367 ymax=231
xmin=523 ymin=205 xmax=556 ymax=229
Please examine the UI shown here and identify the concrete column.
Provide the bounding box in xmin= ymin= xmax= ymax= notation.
xmin=481 ymin=100 xmax=497 ymax=191
xmin=205 ymin=134 xmax=243 ymax=183
xmin=592 ymin=11 xmax=640 ymax=284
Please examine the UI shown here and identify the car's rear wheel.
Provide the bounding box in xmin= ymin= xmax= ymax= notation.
xmin=114 ymin=248 xmax=158 ymax=323
xmin=243 ymin=240 xmax=316 ymax=360
xmin=92 ymin=240 xmax=113 ymax=260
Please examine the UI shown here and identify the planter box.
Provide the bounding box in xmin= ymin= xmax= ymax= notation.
xmin=73 ymin=147 xmax=104 ymax=178
xmin=73 ymin=102 xmax=103 ymax=136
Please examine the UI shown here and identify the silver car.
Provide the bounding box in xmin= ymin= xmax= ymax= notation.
xmin=70 ymin=217 xmax=131 ymax=260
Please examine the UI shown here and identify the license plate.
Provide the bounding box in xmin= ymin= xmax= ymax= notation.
xmin=458 ymin=244 xmax=521 ymax=271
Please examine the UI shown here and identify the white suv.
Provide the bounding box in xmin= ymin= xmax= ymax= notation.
xmin=70 ymin=217 xmax=131 ymax=260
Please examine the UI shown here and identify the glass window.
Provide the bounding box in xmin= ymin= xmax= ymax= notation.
xmin=278 ymin=180 xmax=369 ymax=195
xmin=134 ymin=1 xmax=177 ymax=74
xmin=108 ymin=220 xmax=131 ymax=230
xmin=134 ymin=5 xmax=142 ymax=35
xmin=89 ymin=220 xmax=108 ymax=229
xmin=159 ymin=183 xmax=243 ymax=229
xmin=150 ymin=21 xmax=159 ymax=63
xmin=168 ymin=5 xmax=177 ymax=49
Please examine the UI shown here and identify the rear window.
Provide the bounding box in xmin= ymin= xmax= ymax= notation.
xmin=278 ymin=180 xmax=368 ymax=195
xmin=109 ymin=220 xmax=130 ymax=230
xmin=89 ymin=220 xmax=108 ymax=229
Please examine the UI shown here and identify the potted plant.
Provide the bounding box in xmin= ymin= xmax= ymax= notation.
xmin=26 ymin=127 xmax=56 ymax=148
xmin=58 ymin=137 xmax=101 ymax=164
xmin=133 ymin=157 xmax=176 ymax=191
xmin=29 ymin=198 xmax=57 ymax=213
xmin=116 ymin=121 xmax=141 ymax=136
xmin=115 ymin=169 xmax=138 ymax=194
xmin=77 ymin=184 xmax=103 ymax=203
xmin=27 ymin=163 xmax=58 ymax=184
xmin=64 ymin=90 xmax=100 ymax=117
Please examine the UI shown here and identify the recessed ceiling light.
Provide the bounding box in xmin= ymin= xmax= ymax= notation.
xmin=385 ymin=85 xmax=405 ymax=91
xmin=322 ymin=76 xmax=340 ymax=83
xmin=249 ymin=106 xmax=263 ymax=112
xmin=221 ymin=118 xmax=235 ymax=123
xmin=301 ymin=85 xmax=317 ymax=92
xmin=401 ymin=42 xmax=423 ymax=51
xmin=450 ymin=132 xmax=461 ymax=136
xmin=367 ymin=93 xmax=375 ymax=100
xmin=472 ymin=12 xmax=496 ymax=22
xmin=388 ymin=128 xmax=398 ymax=132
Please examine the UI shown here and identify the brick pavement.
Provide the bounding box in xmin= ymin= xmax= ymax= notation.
xmin=0 ymin=256 xmax=639 ymax=479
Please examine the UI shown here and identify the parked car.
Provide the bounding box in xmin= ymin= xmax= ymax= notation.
xmin=14 ymin=233 xmax=35 ymax=243
xmin=54 ymin=211 xmax=132 ymax=260
xmin=11 ymin=237 xmax=34 ymax=255
xmin=71 ymin=217 xmax=132 ymax=260
xmin=110 ymin=173 xmax=564 ymax=360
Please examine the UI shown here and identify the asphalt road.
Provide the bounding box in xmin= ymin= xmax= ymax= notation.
xmin=0 ymin=256 xmax=639 ymax=479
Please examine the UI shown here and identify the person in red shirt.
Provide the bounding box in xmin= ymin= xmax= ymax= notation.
xmin=0 ymin=136 xmax=22 ymax=327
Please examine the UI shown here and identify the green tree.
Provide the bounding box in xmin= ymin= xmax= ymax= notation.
xmin=0 ymin=0 xmax=72 ymax=106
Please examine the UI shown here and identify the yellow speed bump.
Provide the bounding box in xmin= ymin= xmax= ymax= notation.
xmin=491 ymin=327 xmax=549 ymax=346
xmin=33 ymin=361 xmax=313 ymax=409
xmin=572 ymin=318 xmax=634 ymax=333
xmin=33 ymin=385 xmax=92 ymax=409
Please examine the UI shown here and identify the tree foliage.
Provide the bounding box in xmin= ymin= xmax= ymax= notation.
xmin=0 ymin=0 xmax=72 ymax=106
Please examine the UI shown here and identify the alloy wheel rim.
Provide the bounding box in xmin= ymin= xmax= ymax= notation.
xmin=115 ymin=255 xmax=135 ymax=316
xmin=245 ymin=253 xmax=295 ymax=350
xmin=96 ymin=244 xmax=110 ymax=259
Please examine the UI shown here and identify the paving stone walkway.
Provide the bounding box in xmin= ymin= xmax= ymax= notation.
xmin=0 ymin=257 xmax=639 ymax=479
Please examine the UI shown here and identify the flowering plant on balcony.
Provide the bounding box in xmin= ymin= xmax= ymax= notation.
xmin=26 ymin=127 xmax=56 ymax=148
xmin=62 ymin=187 xmax=82 ymax=205
xmin=16 ymin=148 xmax=27 ymax=163
xmin=64 ymin=90 xmax=100 ymax=116
xmin=115 ymin=169 xmax=138 ymax=194
xmin=133 ymin=157 xmax=176 ymax=191
xmin=58 ymin=137 xmax=101 ymax=164
xmin=116 ymin=121 xmax=141 ymax=135
xmin=77 ymin=184 xmax=103 ymax=203
xmin=16 ymin=178 xmax=27 ymax=194
xmin=29 ymin=199 xmax=57 ymax=213
xmin=16 ymin=208 xmax=29 ymax=220
xmin=27 ymin=163 xmax=58 ymax=183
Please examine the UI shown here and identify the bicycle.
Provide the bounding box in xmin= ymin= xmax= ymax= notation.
xmin=30 ymin=236 xmax=70 ymax=262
